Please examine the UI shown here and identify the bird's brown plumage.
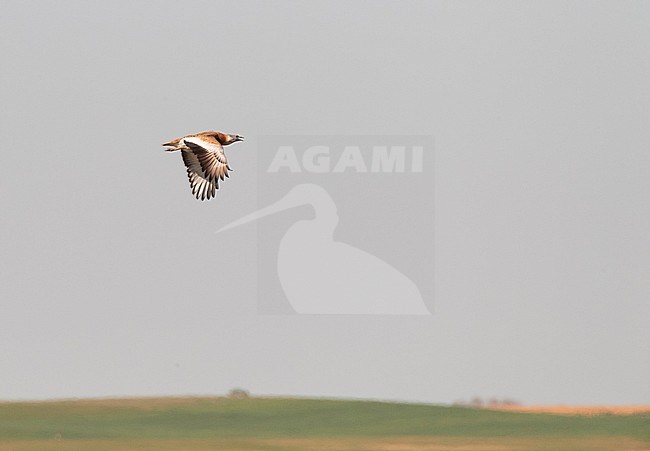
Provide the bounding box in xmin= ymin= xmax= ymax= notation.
xmin=162 ymin=131 xmax=241 ymax=201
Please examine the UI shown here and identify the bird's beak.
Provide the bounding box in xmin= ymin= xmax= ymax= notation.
xmin=235 ymin=136 xmax=244 ymax=142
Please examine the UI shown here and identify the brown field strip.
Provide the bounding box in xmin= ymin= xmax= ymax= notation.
xmin=485 ymin=405 xmax=650 ymax=416
xmin=0 ymin=436 xmax=649 ymax=451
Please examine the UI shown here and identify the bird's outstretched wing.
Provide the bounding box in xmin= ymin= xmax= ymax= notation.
xmin=181 ymin=135 xmax=232 ymax=201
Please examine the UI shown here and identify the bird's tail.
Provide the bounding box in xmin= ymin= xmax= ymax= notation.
xmin=162 ymin=138 xmax=182 ymax=151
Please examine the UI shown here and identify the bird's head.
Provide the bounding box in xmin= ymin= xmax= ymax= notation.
xmin=218 ymin=132 xmax=244 ymax=146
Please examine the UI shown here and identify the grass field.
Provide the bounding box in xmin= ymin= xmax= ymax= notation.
xmin=0 ymin=397 xmax=648 ymax=450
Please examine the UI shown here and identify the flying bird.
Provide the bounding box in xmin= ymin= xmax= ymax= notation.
xmin=162 ymin=130 xmax=244 ymax=201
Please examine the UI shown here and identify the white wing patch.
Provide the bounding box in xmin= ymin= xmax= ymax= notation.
xmin=180 ymin=136 xmax=232 ymax=201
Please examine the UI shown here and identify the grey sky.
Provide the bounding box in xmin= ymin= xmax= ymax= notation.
xmin=0 ymin=1 xmax=648 ymax=404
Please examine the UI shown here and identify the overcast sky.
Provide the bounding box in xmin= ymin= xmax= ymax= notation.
xmin=0 ymin=0 xmax=648 ymax=404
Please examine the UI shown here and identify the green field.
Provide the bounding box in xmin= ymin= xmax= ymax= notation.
xmin=0 ymin=397 xmax=648 ymax=450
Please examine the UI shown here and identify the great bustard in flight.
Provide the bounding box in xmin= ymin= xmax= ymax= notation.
xmin=163 ymin=130 xmax=244 ymax=201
